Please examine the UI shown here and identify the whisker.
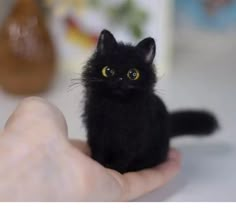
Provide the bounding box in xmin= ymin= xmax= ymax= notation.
xmin=68 ymin=75 xmax=83 ymax=91
xmin=71 ymin=72 xmax=83 ymax=76
xmin=68 ymin=84 xmax=81 ymax=92
xmin=68 ymin=76 xmax=104 ymax=92
xmin=69 ymin=82 xmax=81 ymax=88
xmin=155 ymin=88 xmax=166 ymax=97
xmin=71 ymin=77 xmax=82 ymax=81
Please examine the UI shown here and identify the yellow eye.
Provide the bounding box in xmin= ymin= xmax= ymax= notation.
xmin=127 ymin=69 xmax=140 ymax=80
xmin=102 ymin=66 xmax=115 ymax=78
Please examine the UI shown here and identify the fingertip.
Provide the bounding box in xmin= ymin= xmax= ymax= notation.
xmin=168 ymin=157 xmax=181 ymax=172
xmin=168 ymin=148 xmax=181 ymax=160
xmin=154 ymin=150 xmax=182 ymax=174
xmin=120 ymin=165 xmax=180 ymax=201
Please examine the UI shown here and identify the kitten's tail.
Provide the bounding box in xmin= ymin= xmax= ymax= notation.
xmin=170 ymin=111 xmax=219 ymax=138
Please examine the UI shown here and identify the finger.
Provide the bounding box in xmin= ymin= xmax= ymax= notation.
xmin=70 ymin=139 xmax=91 ymax=156
xmin=4 ymin=97 xmax=68 ymax=141
xmin=115 ymin=149 xmax=181 ymax=201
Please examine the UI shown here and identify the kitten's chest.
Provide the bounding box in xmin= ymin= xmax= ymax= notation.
xmin=85 ymin=94 xmax=158 ymax=171
xmin=89 ymin=98 xmax=148 ymax=122
xmin=86 ymin=97 xmax=151 ymax=134
xmin=85 ymin=95 xmax=160 ymax=153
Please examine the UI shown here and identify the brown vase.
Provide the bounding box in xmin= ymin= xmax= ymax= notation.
xmin=0 ymin=0 xmax=56 ymax=95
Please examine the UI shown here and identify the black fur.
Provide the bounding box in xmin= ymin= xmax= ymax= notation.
xmin=82 ymin=30 xmax=218 ymax=173
xmin=170 ymin=111 xmax=218 ymax=138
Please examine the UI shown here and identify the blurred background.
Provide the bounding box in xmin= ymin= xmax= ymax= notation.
xmin=0 ymin=0 xmax=235 ymax=202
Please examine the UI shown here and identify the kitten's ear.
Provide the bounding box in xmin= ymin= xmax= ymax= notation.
xmin=97 ymin=30 xmax=117 ymax=55
xmin=136 ymin=38 xmax=156 ymax=64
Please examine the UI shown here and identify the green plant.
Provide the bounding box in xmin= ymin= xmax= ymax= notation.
xmin=89 ymin=0 xmax=149 ymax=39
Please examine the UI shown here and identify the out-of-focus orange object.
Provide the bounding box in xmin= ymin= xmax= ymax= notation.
xmin=65 ymin=16 xmax=98 ymax=49
xmin=0 ymin=0 xmax=56 ymax=95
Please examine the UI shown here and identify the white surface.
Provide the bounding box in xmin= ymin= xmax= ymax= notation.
xmin=137 ymin=28 xmax=236 ymax=202
xmin=0 ymin=30 xmax=236 ymax=202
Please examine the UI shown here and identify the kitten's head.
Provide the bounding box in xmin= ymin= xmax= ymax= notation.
xmin=83 ymin=30 xmax=157 ymax=99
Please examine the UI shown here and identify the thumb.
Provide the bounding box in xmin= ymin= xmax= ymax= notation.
xmin=4 ymin=97 xmax=68 ymax=140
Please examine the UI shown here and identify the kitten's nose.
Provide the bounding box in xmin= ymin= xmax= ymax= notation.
xmin=113 ymin=77 xmax=124 ymax=87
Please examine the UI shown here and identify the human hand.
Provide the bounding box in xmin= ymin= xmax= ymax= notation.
xmin=0 ymin=97 xmax=181 ymax=201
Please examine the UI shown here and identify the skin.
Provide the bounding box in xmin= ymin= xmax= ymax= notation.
xmin=0 ymin=97 xmax=181 ymax=201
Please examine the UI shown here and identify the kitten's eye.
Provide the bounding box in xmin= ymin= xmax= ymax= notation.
xmin=102 ymin=66 xmax=115 ymax=78
xmin=127 ymin=69 xmax=140 ymax=81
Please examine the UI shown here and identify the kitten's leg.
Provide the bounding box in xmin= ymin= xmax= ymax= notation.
xmin=88 ymin=137 xmax=107 ymax=165
xmin=103 ymin=149 xmax=135 ymax=173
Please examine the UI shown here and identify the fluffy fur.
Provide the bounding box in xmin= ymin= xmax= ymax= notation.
xmin=82 ymin=30 xmax=218 ymax=173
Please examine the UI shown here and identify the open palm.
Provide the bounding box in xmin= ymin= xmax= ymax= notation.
xmin=0 ymin=97 xmax=180 ymax=201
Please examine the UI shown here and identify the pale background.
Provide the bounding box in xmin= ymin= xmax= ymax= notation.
xmin=0 ymin=0 xmax=236 ymax=202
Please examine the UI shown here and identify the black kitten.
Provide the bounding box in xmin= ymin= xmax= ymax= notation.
xmin=82 ymin=30 xmax=218 ymax=173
